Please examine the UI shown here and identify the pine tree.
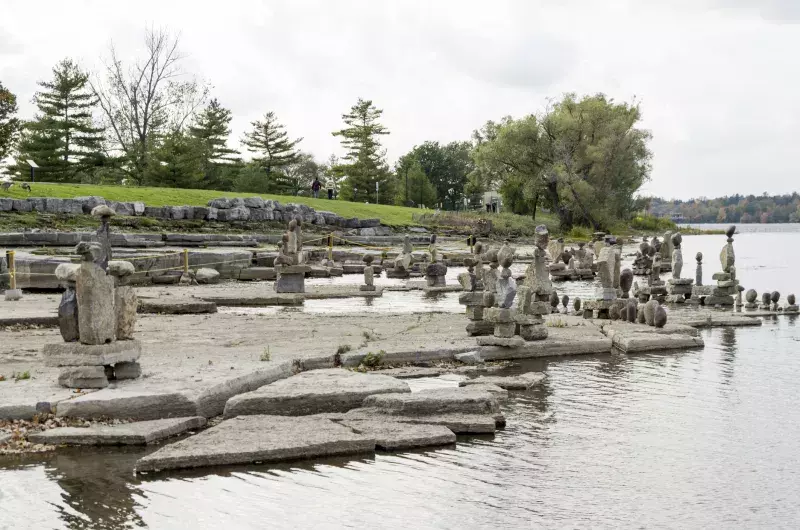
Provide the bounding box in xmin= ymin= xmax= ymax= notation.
xmin=13 ymin=59 xmax=104 ymax=181
xmin=394 ymin=159 xmax=437 ymax=208
xmin=0 ymin=81 xmax=20 ymax=164
xmin=188 ymin=98 xmax=240 ymax=190
xmin=144 ymin=131 xmax=204 ymax=189
xmin=332 ymin=98 xmax=390 ymax=203
xmin=242 ymin=111 xmax=302 ymax=187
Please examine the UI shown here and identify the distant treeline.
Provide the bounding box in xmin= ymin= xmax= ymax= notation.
xmin=649 ymin=193 xmax=800 ymax=224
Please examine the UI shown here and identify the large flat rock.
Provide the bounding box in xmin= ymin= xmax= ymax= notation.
xmin=224 ymin=368 xmax=410 ymax=418
xmin=44 ymin=340 xmax=142 ymax=367
xmin=479 ymin=325 xmax=612 ymax=361
xmin=200 ymin=294 xmax=303 ymax=306
xmin=342 ymin=408 xmax=497 ymax=434
xmin=137 ymin=299 xmax=218 ymax=314
xmin=459 ymin=372 xmax=545 ymax=390
xmin=362 ymin=387 xmax=502 ymax=418
xmin=28 ymin=417 xmax=206 ymax=446
xmin=135 ymin=415 xmax=376 ymax=473
xmin=56 ymin=389 xmax=197 ymax=420
xmin=340 ymin=419 xmax=456 ymax=450
xmin=611 ymin=332 xmax=705 ymax=353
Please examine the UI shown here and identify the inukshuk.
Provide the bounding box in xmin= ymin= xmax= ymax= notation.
xmin=666 ymin=232 xmax=693 ymax=303
xmin=425 ymin=234 xmax=448 ymax=287
xmin=275 ymin=217 xmax=312 ymax=293
xmin=43 ymin=206 xmax=141 ymax=389
xmin=705 ymin=225 xmax=738 ymax=306
xmin=462 ymin=247 xmax=500 ymax=337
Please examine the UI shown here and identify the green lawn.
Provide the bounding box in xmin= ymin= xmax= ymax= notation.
xmin=2 ymin=182 xmax=426 ymax=226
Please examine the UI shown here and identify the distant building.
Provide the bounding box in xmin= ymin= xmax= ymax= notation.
xmin=482 ymin=190 xmax=502 ymax=213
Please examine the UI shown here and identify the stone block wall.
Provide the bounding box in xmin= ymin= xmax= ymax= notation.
xmin=0 ymin=195 xmax=384 ymax=230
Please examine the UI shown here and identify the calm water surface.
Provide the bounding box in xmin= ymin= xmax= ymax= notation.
xmin=2 ymin=226 xmax=800 ymax=529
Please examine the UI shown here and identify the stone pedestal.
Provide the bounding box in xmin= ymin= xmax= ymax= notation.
xmin=425 ymin=262 xmax=448 ymax=287
xmin=666 ymin=278 xmax=693 ymax=304
xmin=479 ymin=308 xmax=524 ymax=347
xmin=44 ymin=340 xmax=142 ymax=389
xmin=275 ymin=265 xmax=311 ymax=293
xmin=460 ymin=292 xmax=492 ymax=336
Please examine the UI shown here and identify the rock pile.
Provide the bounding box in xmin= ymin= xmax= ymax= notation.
xmin=43 ymin=206 xmax=141 ymax=389
xmin=274 ymin=217 xmax=312 ymax=293
xmin=424 ymin=235 xmax=447 ymax=287
xmin=705 ymin=226 xmax=738 ymax=306
xmin=666 ymin=233 xmax=693 ymax=303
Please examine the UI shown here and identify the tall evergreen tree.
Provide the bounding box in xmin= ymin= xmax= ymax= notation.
xmin=144 ymin=130 xmax=204 ymax=189
xmin=0 ymin=81 xmax=21 ymax=164
xmin=189 ymin=98 xmax=240 ymax=190
xmin=394 ymin=159 xmax=437 ymax=208
xmin=12 ymin=59 xmax=104 ymax=181
xmin=332 ymin=98 xmax=390 ymax=203
xmin=242 ymin=111 xmax=302 ymax=186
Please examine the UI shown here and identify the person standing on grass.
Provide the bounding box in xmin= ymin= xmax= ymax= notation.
xmin=324 ymin=176 xmax=336 ymax=199
xmin=311 ymin=177 xmax=322 ymax=199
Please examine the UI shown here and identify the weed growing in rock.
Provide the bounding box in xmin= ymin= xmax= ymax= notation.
xmin=361 ymin=351 xmax=384 ymax=369
xmin=336 ymin=344 xmax=352 ymax=355
xmin=260 ymin=347 xmax=271 ymax=362
xmin=546 ymin=317 xmax=567 ymax=328
xmin=13 ymin=371 xmax=30 ymax=382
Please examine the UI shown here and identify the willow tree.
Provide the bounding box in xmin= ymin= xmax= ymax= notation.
xmin=472 ymin=94 xmax=652 ymax=230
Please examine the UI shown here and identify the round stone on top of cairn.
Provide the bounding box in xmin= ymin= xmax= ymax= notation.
xmin=771 ymin=291 xmax=781 ymax=311
xmin=360 ymin=254 xmax=377 ymax=292
xmin=786 ymin=293 xmax=799 ymax=313
xmin=760 ymin=292 xmax=772 ymax=310
xmin=744 ymin=288 xmax=758 ymax=309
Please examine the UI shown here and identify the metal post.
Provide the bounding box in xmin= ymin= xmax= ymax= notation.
xmin=183 ymin=249 xmax=189 ymax=274
xmin=328 ymin=234 xmax=333 ymax=261
xmin=7 ymin=250 xmax=15 ymax=290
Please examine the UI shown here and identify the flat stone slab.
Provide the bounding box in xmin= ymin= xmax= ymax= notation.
xmin=237 ymin=267 xmax=276 ymax=281
xmin=343 ymin=408 xmax=497 ymax=434
xmin=28 ymin=417 xmax=206 ymax=446
xmin=611 ymin=333 xmax=705 ymax=353
xmin=224 ymin=368 xmax=410 ymax=418
xmin=44 ymin=340 xmax=142 ymax=367
xmin=200 ymin=294 xmax=303 ymax=306
xmin=56 ymin=389 xmax=197 ymax=420
xmin=459 ymin=372 xmax=545 ymax=390
xmin=480 ymin=326 xmax=612 ymax=361
xmin=0 ymin=432 xmax=11 ymax=445
xmin=373 ymin=367 xmax=450 ymax=379
xmin=137 ymin=299 xmax=218 ymax=314
xmin=135 ymin=415 xmax=375 ymax=473
xmin=362 ymin=387 xmax=501 ymax=418
xmin=340 ymin=419 xmax=456 ymax=450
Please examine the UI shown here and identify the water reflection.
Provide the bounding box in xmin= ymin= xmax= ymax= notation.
xmin=4 ymin=231 xmax=800 ymax=528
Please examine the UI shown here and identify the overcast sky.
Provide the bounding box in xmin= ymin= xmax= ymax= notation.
xmin=1 ymin=0 xmax=798 ymax=199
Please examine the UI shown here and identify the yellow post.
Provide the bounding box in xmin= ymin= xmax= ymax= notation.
xmin=327 ymin=234 xmax=334 ymax=261
xmin=183 ymin=249 xmax=189 ymax=274
xmin=7 ymin=250 xmax=16 ymax=290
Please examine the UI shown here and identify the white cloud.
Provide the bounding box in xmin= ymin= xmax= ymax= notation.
xmin=1 ymin=0 xmax=797 ymax=199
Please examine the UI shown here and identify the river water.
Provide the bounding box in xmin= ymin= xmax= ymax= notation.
xmin=2 ymin=225 xmax=800 ymax=529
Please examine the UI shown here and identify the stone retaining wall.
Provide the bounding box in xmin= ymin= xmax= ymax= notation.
xmin=0 ymin=195 xmax=382 ymax=230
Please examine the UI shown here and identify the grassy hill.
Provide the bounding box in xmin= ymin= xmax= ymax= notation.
xmin=2 ymin=182 xmax=425 ymax=227
xmin=0 ymin=182 xmax=574 ymax=237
